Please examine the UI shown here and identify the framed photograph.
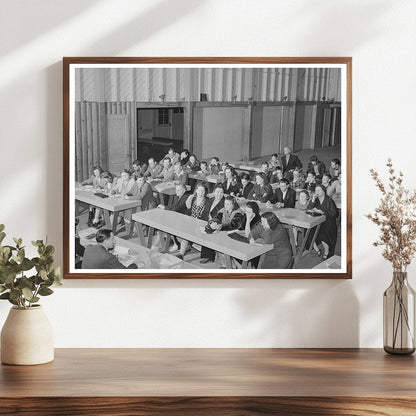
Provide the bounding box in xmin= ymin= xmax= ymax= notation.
xmin=63 ymin=57 xmax=352 ymax=279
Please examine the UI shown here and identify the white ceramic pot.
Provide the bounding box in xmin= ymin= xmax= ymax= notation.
xmin=1 ymin=305 xmax=54 ymax=365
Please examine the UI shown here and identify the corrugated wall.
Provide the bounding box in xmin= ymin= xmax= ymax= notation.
xmin=75 ymin=68 xmax=341 ymax=103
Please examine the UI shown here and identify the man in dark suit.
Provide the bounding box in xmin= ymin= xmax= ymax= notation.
xmin=281 ymin=147 xmax=302 ymax=174
xmin=271 ymin=178 xmax=296 ymax=208
xmin=307 ymin=155 xmax=326 ymax=180
xmin=81 ymin=229 xmax=138 ymax=269
xmin=166 ymin=184 xmax=190 ymax=214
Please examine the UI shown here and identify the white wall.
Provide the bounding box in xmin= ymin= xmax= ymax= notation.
xmin=0 ymin=0 xmax=415 ymax=348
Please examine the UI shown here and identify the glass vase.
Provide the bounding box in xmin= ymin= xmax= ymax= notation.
xmin=383 ymin=271 xmax=415 ymax=355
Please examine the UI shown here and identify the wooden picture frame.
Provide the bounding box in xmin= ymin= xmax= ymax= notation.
xmin=63 ymin=57 xmax=352 ymax=279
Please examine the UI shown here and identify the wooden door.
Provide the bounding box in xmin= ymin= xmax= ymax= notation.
xmin=107 ymin=115 xmax=130 ymax=174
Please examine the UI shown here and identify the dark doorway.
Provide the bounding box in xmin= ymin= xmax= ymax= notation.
xmin=136 ymin=107 xmax=184 ymax=163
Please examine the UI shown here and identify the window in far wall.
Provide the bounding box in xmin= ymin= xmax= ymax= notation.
xmin=158 ymin=108 xmax=169 ymax=125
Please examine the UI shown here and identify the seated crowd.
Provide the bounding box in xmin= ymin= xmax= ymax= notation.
xmin=78 ymin=146 xmax=341 ymax=269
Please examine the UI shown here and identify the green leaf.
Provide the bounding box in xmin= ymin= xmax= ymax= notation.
xmin=20 ymin=258 xmax=33 ymax=271
xmin=0 ymin=232 xmax=5 ymax=245
xmin=0 ymin=285 xmax=6 ymax=294
xmin=45 ymin=245 xmax=55 ymax=256
xmin=22 ymin=287 xmax=34 ymax=301
xmin=38 ymin=287 xmax=53 ymax=296
xmin=16 ymin=248 xmax=25 ymax=263
xmin=13 ymin=237 xmax=22 ymax=248
xmin=39 ymin=270 xmax=48 ymax=281
xmin=32 ymin=240 xmax=43 ymax=247
xmin=9 ymin=288 xmax=21 ymax=301
xmin=0 ymin=292 xmax=9 ymax=299
xmin=0 ymin=224 xmax=5 ymax=232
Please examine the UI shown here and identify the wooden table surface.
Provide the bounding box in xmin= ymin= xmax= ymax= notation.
xmin=132 ymin=209 xmax=273 ymax=264
xmin=1 ymin=348 xmax=415 ymax=415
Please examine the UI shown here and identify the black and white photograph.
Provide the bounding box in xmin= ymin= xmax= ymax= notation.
xmin=64 ymin=58 xmax=351 ymax=278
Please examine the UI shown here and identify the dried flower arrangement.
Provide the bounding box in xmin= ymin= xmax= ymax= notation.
xmin=366 ymin=159 xmax=416 ymax=272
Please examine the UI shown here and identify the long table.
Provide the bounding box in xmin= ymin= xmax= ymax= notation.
xmin=132 ymin=209 xmax=273 ymax=269
xmin=75 ymin=186 xmax=141 ymax=234
xmin=187 ymin=172 xmax=223 ymax=184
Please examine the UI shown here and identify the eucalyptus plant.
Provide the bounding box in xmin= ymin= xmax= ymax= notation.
xmin=0 ymin=224 xmax=62 ymax=309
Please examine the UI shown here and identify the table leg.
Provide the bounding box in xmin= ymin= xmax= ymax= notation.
xmin=224 ymin=255 xmax=233 ymax=269
xmin=112 ymin=212 xmax=119 ymax=234
xmin=103 ymin=210 xmax=111 ymax=230
xmin=135 ymin=222 xmax=146 ymax=247
xmin=147 ymin=227 xmax=155 ymax=248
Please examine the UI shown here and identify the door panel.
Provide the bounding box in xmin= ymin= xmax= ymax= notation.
xmin=107 ymin=115 xmax=130 ymax=175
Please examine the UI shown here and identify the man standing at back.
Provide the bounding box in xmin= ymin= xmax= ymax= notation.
xmin=281 ymin=147 xmax=302 ymax=174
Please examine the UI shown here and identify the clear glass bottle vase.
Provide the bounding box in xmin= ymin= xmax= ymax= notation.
xmin=383 ymin=271 xmax=416 ymax=355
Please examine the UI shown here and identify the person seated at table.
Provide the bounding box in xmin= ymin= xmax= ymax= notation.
xmin=281 ymin=147 xmax=302 ymax=175
xmin=128 ymin=174 xmax=157 ymax=211
xmin=293 ymin=189 xmax=312 ymax=248
xmin=249 ymin=172 xmax=273 ymax=203
xmin=197 ymin=185 xmax=225 ymax=263
xmin=179 ymin=149 xmax=190 ymax=167
xmin=155 ymin=157 xmax=175 ymax=182
xmin=309 ymin=184 xmax=339 ymax=259
xmin=186 ymin=154 xmax=201 ymax=172
xmin=260 ymin=161 xmax=272 ymax=183
xmin=269 ymin=153 xmax=280 ymax=169
xmin=304 ymin=171 xmax=317 ymax=192
xmin=222 ymin=167 xmax=240 ymax=196
xmin=81 ymin=229 xmax=138 ymax=269
xmin=87 ymin=171 xmax=116 ymax=229
xmin=295 ymin=190 xmax=311 ymax=211
xmin=111 ymin=169 xmax=135 ymax=197
xmin=236 ymin=173 xmax=254 ymax=199
xmin=328 ymin=172 xmax=341 ymax=198
xmin=172 ymin=161 xmax=188 ymax=186
xmin=307 ymin=155 xmax=326 ymax=180
xmin=144 ymin=157 xmax=162 ymax=179
xmin=81 ymin=165 xmax=104 ymax=227
xmin=290 ymin=168 xmax=305 ymax=189
xmin=247 ymin=212 xmax=293 ymax=269
xmin=320 ymin=173 xmax=332 ymax=194
xmin=132 ymin=159 xmax=148 ymax=179
xmin=270 ymin=178 xmax=296 ymax=208
xmin=173 ymin=183 xmax=211 ymax=260
xmin=200 ymin=196 xmax=245 ymax=264
xmin=158 ymin=184 xmax=190 ymax=253
xmin=74 ymin=217 xmax=85 ymax=269
xmin=329 ymin=158 xmax=341 ymax=181
xmin=160 ymin=147 xmax=180 ymax=165
xmin=209 ymin=157 xmax=222 ymax=175
xmin=237 ymin=201 xmax=263 ymax=268
xmin=199 ymin=161 xmax=210 ymax=176
xmin=81 ymin=165 xmax=103 ymax=188
xmin=270 ymin=166 xmax=284 ymax=184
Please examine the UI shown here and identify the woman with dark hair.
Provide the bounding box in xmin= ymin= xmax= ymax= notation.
xmin=320 ymin=172 xmax=332 ymax=193
xmin=309 ymin=184 xmax=339 ymax=259
xmin=240 ymin=201 xmax=263 ymax=268
xmin=186 ymin=154 xmax=201 ymax=172
xmin=249 ymin=172 xmax=273 ymax=203
xmin=304 ymin=171 xmax=317 ymax=193
xmin=124 ymin=173 xmax=157 ymax=235
xmin=249 ymin=211 xmax=293 ymax=269
xmin=179 ymin=149 xmax=190 ymax=166
xmin=201 ymin=196 xmax=245 ymax=263
xmin=222 ymin=167 xmax=240 ymax=196
xmin=236 ymin=173 xmax=254 ymax=199
xmin=81 ymin=165 xmax=104 ymax=227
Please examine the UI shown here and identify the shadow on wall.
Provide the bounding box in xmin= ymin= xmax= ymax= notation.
xmin=0 ymin=0 xmax=101 ymax=57
xmin=232 ymin=280 xmax=359 ymax=348
xmin=291 ymin=0 xmax=393 ymax=51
